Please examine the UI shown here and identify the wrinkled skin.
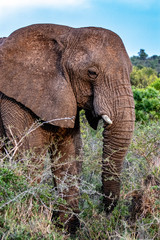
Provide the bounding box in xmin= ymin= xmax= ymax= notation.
xmin=0 ymin=24 xmax=135 ymax=233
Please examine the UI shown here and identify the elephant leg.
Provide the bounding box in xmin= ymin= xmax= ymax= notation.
xmin=51 ymin=127 xmax=82 ymax=233
xmin=0 ymin=96 xmax=51 ymax=182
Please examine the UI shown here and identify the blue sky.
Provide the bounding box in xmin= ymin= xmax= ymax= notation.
xmin=0 ymin=0 xmax=160 ymax=57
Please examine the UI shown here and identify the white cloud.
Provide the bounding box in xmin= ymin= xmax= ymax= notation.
xmin=0 ymin=0 xmax=88 ymax=8
xmin=0 ymin=0 xmax=89 ymax=20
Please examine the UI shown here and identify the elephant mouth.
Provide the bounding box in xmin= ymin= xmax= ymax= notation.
xmin=84 ymin=108 xmax=112 ymax=130
xmin=83 ymin=98 xmax=112 ymax=127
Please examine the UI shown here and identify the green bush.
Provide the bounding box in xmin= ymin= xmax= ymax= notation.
xmin=133 ymin=87 xmax=160 ymax=121
xmin=131 ymin=66 xmax=158 ymax=88
xmin=0 ymin=168 xmax=27 ymax=204
xmin=150 ymin=78 xmax=160 ymax=91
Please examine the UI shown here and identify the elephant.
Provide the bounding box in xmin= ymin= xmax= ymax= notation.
xmin=0 ymin=24 xmax=135 ymax=233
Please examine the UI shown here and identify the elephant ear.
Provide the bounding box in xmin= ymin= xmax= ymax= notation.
xmin=0 ymin=24 xmax=77 ymax=128
xmin=85 ymin=110 xmax=100 ymax=130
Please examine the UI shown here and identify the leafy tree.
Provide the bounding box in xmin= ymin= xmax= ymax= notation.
xmin=130 ymin=51 xmax=160 ymax=74
xmin=138 ymin=49 xmax=148 ymax=60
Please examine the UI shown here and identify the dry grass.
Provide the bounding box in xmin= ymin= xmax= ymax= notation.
xmin=0 ymin=120 xmax=160 ymax=239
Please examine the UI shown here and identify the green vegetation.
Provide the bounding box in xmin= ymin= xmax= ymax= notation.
xmin=130 ymin=66 xmax=159 ymax=88
xmin=131 ymin=50 xmax=160 ymax=122
xmin=151 ymin=78 xmax=160 ymax=91
xmin=0 ymin=119 xmax=159 ymax=239
xmin=131 ymin=49 xmax=160 ymax=74
xmin=133 ymin=87 xmax=160 ymax=122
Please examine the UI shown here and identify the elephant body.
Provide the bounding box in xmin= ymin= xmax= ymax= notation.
xmin=0 ymin=24 xmax=135 ymax=233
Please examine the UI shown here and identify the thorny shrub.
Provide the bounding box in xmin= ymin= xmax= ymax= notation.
xmin=0 ymin=118 xmax=159 ymax=239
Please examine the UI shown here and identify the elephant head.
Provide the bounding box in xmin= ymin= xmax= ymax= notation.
xmin=0 ymin=24 xmax=135 ymax=212
xmin=63 ymin=27 xmax=135 ymax=210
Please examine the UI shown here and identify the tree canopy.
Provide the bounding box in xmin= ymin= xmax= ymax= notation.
xmin=138 ymin=49 xmax=148 ymax=60
xmin=130 ymin=49 xmax=160 ymax=75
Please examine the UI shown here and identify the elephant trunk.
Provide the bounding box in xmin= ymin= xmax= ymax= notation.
xmin=102 ymin=94 xmax=135 ymax=212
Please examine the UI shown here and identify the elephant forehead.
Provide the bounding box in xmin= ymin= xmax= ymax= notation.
xmin=75 ymin=27 xmax=123 ymax=49
xmin=68 ymin=32 xmax=126 ymax=66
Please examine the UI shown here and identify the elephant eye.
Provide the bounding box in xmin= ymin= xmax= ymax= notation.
xmin=87 ymin=67 xmax=99 ymax=79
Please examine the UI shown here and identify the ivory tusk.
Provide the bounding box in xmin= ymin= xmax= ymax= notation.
xmin=102 ymin=115 xmax=112 ymax=125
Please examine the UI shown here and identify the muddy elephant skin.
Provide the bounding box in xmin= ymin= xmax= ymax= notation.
xmin=0 ymin=24 xmax=135 ymax=233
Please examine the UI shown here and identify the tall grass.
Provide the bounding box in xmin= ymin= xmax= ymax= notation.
xmin=0 ymin=119 xmax=159 ymax=239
